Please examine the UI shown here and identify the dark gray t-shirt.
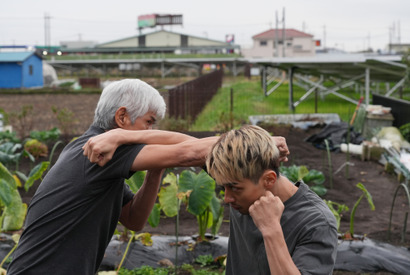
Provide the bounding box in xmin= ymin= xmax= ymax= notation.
xmin=226 ymin=181 xmax=338 ymax=275
xmin=7 ymin=126 xmax=143 ymax=275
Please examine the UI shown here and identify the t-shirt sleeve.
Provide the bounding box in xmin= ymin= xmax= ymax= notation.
xmin=122 ymin=182 xmax=134 ymax=207
xmin=292 ymin=224 xmax=338 ymax=275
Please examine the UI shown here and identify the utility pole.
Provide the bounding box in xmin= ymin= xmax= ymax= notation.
xmin=282 ymin=7 xmax=286 ymax=57
xmin=44 ymin=12 xmax=51 ymax=51
xmin=274 ymin=11 xmax=278 ymax=57
xmin=274 ymin=8 xmax=286 ymax=57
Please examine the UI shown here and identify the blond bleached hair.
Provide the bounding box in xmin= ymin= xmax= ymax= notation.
xmin=206 ymin=125 xmax=280 ymax=185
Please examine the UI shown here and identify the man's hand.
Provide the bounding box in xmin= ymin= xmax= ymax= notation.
xmin=272 ymin=136 xmax=290 ymax=163
xmin=82 ymin=129 xmax=122 ymax=166
xmin=249 ymin=190 xmax=284 ymax=236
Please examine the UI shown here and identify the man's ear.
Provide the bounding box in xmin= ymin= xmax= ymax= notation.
xmin=114 ymin=107 xmax=128 ymax=128
xmin=262 ymin=170 xmax=277 ymax=189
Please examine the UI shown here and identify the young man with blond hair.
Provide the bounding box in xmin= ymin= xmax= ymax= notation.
xmin=206 ymin=125 xmax=338 ymax=275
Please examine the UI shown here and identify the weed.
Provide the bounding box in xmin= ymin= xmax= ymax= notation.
xmin=51 ymin=106 xmax=78 ymax=141
xmin=8 ymin=105 xmax=34 ymax=139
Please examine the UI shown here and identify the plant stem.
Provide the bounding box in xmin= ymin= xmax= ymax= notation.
xmin=350 ymin=195 xmax=363 ymax=237
xmin=48 ymin=140 xmax=64 ymax=169
xmin=0 ymin=242 xmax=18 ymax=268
xmin=175 ymin=200 xmax=180 ymax=274
xmin=116 ymin=231 xmax=135 ymax=272
xmin=324 ymin=139 xmax=333 ymax=189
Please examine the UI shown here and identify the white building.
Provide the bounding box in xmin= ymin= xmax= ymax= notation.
xmin=242 ymin=28 xmax=316 ymax=58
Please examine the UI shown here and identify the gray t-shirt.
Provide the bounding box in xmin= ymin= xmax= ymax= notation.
xmin=226 ymin=181 xmax=338 ymax=275
xmin=7 ymin=126 xmax=143 ymax=275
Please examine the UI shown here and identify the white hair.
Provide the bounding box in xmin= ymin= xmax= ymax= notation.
xmin=92 ymin=79 xmax=166 ymax=130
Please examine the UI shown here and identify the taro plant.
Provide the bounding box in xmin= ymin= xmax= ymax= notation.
xmin=349 ymin=183 xmax=375 ymax=238
xmin=14 ymin=161 xmax=50 ymax=192
xmin=324 ymin=200 xmax=349 ymax=231
xmin=125 ymin=170 xmax=161 ymax=228
xmin=0 ymin=162 xmax=27 ymax=232
xmin=159 ymin=170 xmax=224 ymax=241
xmin=280 ymin=165 xmax=327 ymax=196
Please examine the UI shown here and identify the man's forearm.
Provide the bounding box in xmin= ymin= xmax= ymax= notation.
xmin=120 ymin=169 xmax=164 ymax=231
xmin=262 ymin=229 xmax=301 ymax=275
xmin=112 ymin=128 xmax=197 ymax=146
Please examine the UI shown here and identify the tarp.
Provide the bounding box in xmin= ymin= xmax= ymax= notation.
xmin=305 ymin=122 xmax=364 ymax=151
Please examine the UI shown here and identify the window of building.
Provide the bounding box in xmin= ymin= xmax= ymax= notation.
xmin=260 ymin=40 xmax=267 ymax=46
xmin=29 ymin=65 xmax=33 ymax=75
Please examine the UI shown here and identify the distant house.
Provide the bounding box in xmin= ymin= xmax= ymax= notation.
xmin=0 ymin=51 xmax=43 ymax=88
xmin=388 ymin=43 xmax=410 ymax=54
xmin=242 ymin=28 xmax=316 ymax=58
xmin=89 ymin=30 xmax=240 ymax=54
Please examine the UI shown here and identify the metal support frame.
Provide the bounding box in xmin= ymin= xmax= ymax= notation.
xmin=365 ymin=67 xmax=370 ymax=106
xmin=288 ymin=67 xmax=295 ymax=111
xmin=161 ymin=61 xmax=200 ymax=78
xmin=292 ymin=73 xmax=364 ymax=108
xmin=386 ymin=77 xmax=406 ymax=97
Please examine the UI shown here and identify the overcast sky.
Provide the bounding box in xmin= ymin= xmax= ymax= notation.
xmin=1 ymin=0 xmax=408 ymax=53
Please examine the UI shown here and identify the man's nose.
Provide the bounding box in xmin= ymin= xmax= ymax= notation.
xmin=224 ymin=189 xmax=234 ymax=203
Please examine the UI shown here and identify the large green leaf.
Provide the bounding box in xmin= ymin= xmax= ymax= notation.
xmin=303 ymin=169 xmax=325 ymax=185
xmin=211 ymin=194 xmax=224 ymax=236
xmin=147 ymin=203 xmax=161 ymax=228
xmin=158 ymin=173 xmax=178 ymax=217
xmin=1 ymin=197 xmax=27 ymax=231
xmin=310 ymin=185 xmax=327 ymax=196
xmin=0 ymin=179 xmax=14 ymax=206
xmin=0 ymin=162 xmax=16 ymax=189
xmin=125 ymin=170 xmax=147 ymax=193
xmin=179 ymin=170 xmax=215 ymax=216
xmin=279 ymin=165 xmax=300 ymax=182
xmin=24 ymin=161 xmax=50 ymax=192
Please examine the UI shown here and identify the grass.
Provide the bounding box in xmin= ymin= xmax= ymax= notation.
xmin=190 ymin=76 xmax=368 ymax=131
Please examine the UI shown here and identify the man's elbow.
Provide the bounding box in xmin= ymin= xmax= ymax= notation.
xmin=124 ymin=221 xmax=145 ymax=232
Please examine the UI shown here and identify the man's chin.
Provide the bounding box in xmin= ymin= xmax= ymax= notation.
xmin=231 ymin=205 xmax=249 ymax=215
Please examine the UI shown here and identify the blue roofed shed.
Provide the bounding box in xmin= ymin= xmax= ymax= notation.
xmin=0 ymin=51 xmax=43 ymax=88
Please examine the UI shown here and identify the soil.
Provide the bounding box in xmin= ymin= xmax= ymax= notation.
xmin=138 ymin=124 xmax=410 ymax=248
xmin=11 ymin=119 xmax=410 ymax=274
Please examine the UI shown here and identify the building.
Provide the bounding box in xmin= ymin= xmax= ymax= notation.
xmin=61 ymin=30 xmax=240 ymax=55
xmin=0 ymin=51 xmax=43 ymax=89
xmin=242 ymin=28 xmax=316 ymax=58
xmin=60 ymin=40 xmax=97 ymax=50
xmin=388 ymin=43 xmax=410 ymax=54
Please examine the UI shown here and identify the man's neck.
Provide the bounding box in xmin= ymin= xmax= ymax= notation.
xmin=272 ymin=176 xmax=298 ymax=203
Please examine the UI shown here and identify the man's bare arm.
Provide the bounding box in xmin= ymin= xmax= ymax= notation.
xmin=82 ymin=129 xmax=197 ymax=166
xmin=130 ymin=136 xmax=219 ymax=171
xmin=249 ymin=191 xmax=300 ymax=275
xmin=120 ymin=168 xmax=164 ymax=231
xmin=272 ymin=136 xmax=290 ymax=163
